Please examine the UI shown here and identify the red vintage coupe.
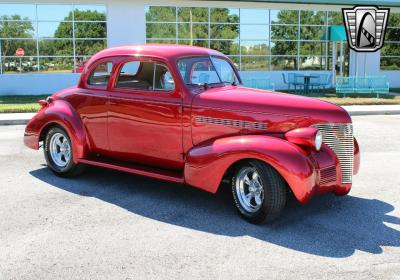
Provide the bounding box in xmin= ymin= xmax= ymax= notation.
xmin=24 ymin=44 xmax=360 ymax=224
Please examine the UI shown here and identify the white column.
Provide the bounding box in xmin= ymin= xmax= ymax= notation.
xmin=106 ymin=1 xmax=146 ymax=47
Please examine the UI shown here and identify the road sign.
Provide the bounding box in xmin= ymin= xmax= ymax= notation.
xmin=16 ymin=48 xmax=25 ymax=57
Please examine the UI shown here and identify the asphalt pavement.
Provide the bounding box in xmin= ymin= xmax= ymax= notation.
xmin=0 ymin=115 xmax=399 ymax=280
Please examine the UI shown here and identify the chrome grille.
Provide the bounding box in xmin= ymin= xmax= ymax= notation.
xmin=313 ymin=123 xmax=354 ymax=184
xmin=319 ymin=166 xmax=337 ymax=185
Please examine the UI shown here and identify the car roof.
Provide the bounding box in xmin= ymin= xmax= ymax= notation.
xmin=88 ymin=43 xmax=225 ymax=63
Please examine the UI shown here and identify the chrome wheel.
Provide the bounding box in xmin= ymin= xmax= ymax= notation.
xmin=235 ymin=166 xmax=264 ymax=213
xmin=49 ymin=132 xmax=71 ymax=168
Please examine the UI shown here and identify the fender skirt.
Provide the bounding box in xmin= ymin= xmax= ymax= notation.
xmin=184 ymin=135 xmax=318 ymax=204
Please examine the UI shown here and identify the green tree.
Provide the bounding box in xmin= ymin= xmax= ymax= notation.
xmin=0 ymin=15 xmax=35 ymax=56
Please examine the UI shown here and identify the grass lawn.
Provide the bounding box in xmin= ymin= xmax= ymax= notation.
xmin=0 ymin=95 xmax=47 ymax=113
xmin=1 ymin=92 xmax=400 ymax=113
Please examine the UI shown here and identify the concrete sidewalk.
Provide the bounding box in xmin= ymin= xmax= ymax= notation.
xmin=1 ymin=105 xmax=400 ymax=125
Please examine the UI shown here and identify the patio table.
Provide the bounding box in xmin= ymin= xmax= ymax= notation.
xmin=300 ymin=74 xmax=319 ymax=95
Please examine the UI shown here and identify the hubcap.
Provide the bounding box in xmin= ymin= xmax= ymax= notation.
xmin=235 ymin=166 xmax=264 ymax=213
xmin=49 ymin=132 xmax=71 ymax=168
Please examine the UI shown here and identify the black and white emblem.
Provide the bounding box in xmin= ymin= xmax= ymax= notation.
xmin=342 ymin=6 xmax=390 ymax=52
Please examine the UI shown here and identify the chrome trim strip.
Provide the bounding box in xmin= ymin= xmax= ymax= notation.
xmin=195 ymin=116 xmax=267 ymax=131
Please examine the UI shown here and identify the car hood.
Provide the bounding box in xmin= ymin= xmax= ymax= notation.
xmin=191 ymin=86 xmax=351 ymax=124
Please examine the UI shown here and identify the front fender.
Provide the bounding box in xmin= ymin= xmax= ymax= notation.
xmin=24 ymin=100 xmax=89 ymax=161
xmin=184 ymin=135 xmax=317 ymax=203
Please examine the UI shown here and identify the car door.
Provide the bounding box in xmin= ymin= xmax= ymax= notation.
xmin=70 ymin=58 xmax=115 ymax=154
xmin=107 ymin=57 xmax=184 ymax=171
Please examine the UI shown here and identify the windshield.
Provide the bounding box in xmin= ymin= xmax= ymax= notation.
xmin=177 ymin=56 xmax=239 ymax=86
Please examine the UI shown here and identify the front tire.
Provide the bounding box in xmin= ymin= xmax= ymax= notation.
xmin=44 ymin=126 xmax=85 ymax=177
xmin=231 ymin=160 xmax=286 ymax=224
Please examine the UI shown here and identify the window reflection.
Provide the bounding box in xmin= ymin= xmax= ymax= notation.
xmin=240 ymin=9 xmax=268 ymax=24
xmin=240 ymin=25 xmax=269 ymax=40
xmin=270 ymin=10 xmax=299 ymax=24
xmin=38 ymin=22 xmax=72 ymax=38
xmin=210 ymin=8 xmax=239 ymax=23
xmin=0 ymin=4 xmax=36 ymax=20
xmin=0 ymin=3 xmax=107 ymax=74
xmin=37 ymin=4 xmax=73 ymax=21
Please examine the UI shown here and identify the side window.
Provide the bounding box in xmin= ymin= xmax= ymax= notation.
xmin=154 ymin=64 xmax=175 ymax=91
xmin=115 ymin=60 xmax=174 ymax=92
xmin=88 ymin=62 xmax=113 ymax=87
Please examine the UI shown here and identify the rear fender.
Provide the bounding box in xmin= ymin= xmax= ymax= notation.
xmin=25 ymin=99 xmax=89 ymax=161
xmin=184 ymin=135 xmax=317 ymax=203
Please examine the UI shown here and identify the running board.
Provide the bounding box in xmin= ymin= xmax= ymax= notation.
xmin=77 ymin=158 xmax=184 ymax=184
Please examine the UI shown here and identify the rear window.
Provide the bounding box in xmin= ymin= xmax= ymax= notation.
xmin=88 ymin=62 xmax=113 ymax=87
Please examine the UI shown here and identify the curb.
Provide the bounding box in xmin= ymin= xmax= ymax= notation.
xmin=347 ymin=110 xmax=400 ymax=116
xmin=0 ymin=119 xmax=32 ymax=125
xmin=1 ymin=109 xmax=399 ymax=126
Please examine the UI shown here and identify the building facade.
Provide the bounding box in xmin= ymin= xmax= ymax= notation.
xmin=0 ymin=0 xmax=399 ymax=95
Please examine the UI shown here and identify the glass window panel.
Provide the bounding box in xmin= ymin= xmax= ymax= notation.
xmin=0 ymin=21 xmax=35 ymax=39
xmin=240 ymin=41 xmax=269 ymax=55
xmin=270 ymin=10 xmax=299 ymax=24
xmin=88 ymin=61 xmax=113 ymax=86
xmin=145 ymin=6 xmax=176 ymax=22
xmin=1 ymin=57 xmax=38 ymax=73
xmin=73 ymin=5 xmax=107 ymax=20
xmin=178 ymin=23 xmax=208 ymax=39
xmin=0 ymin=39 xmax=37 ymax=56
xmin=39 ymin=57 xmax=74 ymax=72
xmin=210 ymin=8 xmax=239 ymax=23
xmin=240 ymin=9 xmax=269 ymax=24
xmin=240 ymin=25 xmax=269 ymax=40
xmin=271 ymin=41 xmax=298 ymax=55
xmin=388 ymin=13 xmax=400 ymax=28
xmin=380 ymin=57 xmax=400 ymax=70
xmin=300 ymin=11 xmax=326 ymax=25
xmin=210 ymin=40 xmax=239 ymax=55
xmin=300 ymin=26 xmax=327 ymax=40
xmin=241 ymin=56 xmax=269 ymax=70
xmin=38 ymin=22 xmax=72 ymax=38
xmin=271 ymin=56 xmax=297 ymax=70
xmin=73 ymin=8 xmax=106 ymax=22
xmin=39 ymin=40 xmax=74 ymax=56
xmin=381 ymin=42 xmax=400 ymax=56
xmin=75 ymin=39 xmax=107 ymax=56
xmin=146 ymin=23 xmax=176 ymax=39
xmin=178 ymin=7 xmax=208 ymax=22
xmin=328 ymin=11 xmax=342 ymax=25
xmin=74 ymin=22 xmax=107 ymax=38
xmin=178 ymin=40 xmax=208 ymax=48
xmin=300 ymin=56 xmax=326 ymax=70
xmin=210 ymin=24 xmax=239 ymax=39
xmin=300 ymin=41 xmax=326 ymax=55
xmin=0 ymin=4 xmax=36 ymax=20
xmin=385 ymin=28 xmax=400 ymax=42
xmin=37 ymin=4 xmax=73 ymax=21
xmin=271 ymin=25 xmax=298 ymax=40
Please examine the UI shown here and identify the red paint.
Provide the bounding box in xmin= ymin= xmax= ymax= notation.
xmin=24 ymin=44 xmax=359 ymax=204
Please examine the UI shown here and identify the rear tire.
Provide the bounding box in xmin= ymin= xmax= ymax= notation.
xmin=43 ymin=126 xmax=86 ymax=177
xmin=231 ymin=160 xmax=286 ymax=224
